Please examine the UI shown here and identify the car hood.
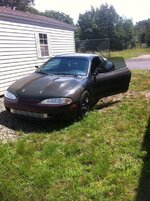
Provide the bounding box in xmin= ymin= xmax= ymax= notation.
xmin=8 ymin=73 xmax=84 ymax=99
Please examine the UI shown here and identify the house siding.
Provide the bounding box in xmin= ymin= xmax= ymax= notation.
xmin=0 ymin=19 xmax=75 ymax=95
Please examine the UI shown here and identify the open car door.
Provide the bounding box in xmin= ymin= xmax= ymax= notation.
xmin=92 ymin=57 xmax=131 ymax=98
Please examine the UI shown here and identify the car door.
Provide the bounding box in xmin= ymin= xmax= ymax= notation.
xmin=91 ymin=57 xmax=131 ymax=98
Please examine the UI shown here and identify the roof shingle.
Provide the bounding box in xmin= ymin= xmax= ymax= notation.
xmin=0 ymin=6 xmax=74 ymax=30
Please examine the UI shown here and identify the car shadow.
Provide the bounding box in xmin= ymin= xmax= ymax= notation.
xmin=0 ymin=98 xmax=121 ymax=134
xmin=0 ymin=95 xmax=120 ymax=133
xmin=135 ymin=116 xmax=150 ymax=201
xmin=0 ymin=110 xmax=73 ymax=134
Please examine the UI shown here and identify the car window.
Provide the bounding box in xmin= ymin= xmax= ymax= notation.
xmin=109 ymin=57 xmax=126 ymax=70
xmin=37 ymin=57 xmax=89 ymax=76
xmin=91 ymin=57 xmax=115 ymax=74
xmin=41 ymin=58 xmax=61 ymax=70
xmin=91 ymin=57 xmax=102 ymax=73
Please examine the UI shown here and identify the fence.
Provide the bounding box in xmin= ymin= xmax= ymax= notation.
xmin=76 ymin=38 xmax=110 ymax=58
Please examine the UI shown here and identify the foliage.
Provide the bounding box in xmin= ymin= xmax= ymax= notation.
xmin=77 ymin=4 xmax=135 ymax=51
xmin=25 ymin=6 xmax=40 ymax=15
xmin=24 ymin=7 xmax=74 ymax=25
xmin=113 ymin=17 xmax=135 ymax=50
xmin=43 ymin=10 xmax=73 ymax=25
xmin=78 ymin=4 xmax=118 ymax=40
xmin=0 ymin=0 xmax=34 ymax=11
xmin=0 ymin=70 xmax=150 ymax=200
xmin=135 ymin=19 xmax=150 ymax=46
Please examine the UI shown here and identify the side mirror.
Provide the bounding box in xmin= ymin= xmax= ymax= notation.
xmin=35 ymin=65 xmax=39 ymax=68
xmin=104 ymin=61 xmax=115 ymax=71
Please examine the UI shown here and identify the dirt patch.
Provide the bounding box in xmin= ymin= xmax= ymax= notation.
xmin=97 ymin=90 xmax=150 ymax=112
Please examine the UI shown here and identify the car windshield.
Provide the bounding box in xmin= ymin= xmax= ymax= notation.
xmin=37 ymin=57 xmax=89 ymax=76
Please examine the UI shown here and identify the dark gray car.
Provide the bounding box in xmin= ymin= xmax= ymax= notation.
xmin=4 ymin=53 xmax=131 ymax=119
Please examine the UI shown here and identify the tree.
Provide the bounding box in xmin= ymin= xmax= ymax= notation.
xmin=135 ymin=19 xmax=150 ymax=46
xmin=77 ymin=4 xmax=135 ymax=50
xmin=25 ymin=6 xmax=40 ymax=15
xmin=78 ymin=4 xmax=119 ymax=40
xmin=78 ymin=7 xmax=97 ymax=40
xmin=43 ymin=10 xmax=73 ymax=25
xmin=0 ymin=0 xmax=34 ymax=11
xmin=113 ymin=17 xmax=135 ymax=50
xmin=24 ymin=8 xmax=74 ymax=25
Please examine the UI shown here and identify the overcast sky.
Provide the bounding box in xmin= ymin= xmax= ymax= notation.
xmin=34 ymin=0 xmax=150 ymax=24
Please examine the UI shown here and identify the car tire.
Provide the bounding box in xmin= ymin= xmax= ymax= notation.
xmin=91 ymin=97 xmax=100 ymax=106
xmin=79 ymin=91 xmax=91 ymax=118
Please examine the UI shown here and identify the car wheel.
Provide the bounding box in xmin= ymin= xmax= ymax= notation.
xmin=79 ymin=91 xmax=91 ymax=118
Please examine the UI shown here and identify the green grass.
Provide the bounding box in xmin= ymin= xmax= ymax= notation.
xmin=110 ymin=47 xmax=150 ymax=59
xmin=0 ymin=70 xmax=150 ymax=201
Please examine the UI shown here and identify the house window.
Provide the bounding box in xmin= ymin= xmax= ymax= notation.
xmin=39 ymin=33 xmax=49 ymax=57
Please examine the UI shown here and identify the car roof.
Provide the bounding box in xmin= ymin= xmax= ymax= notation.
xmin=53 ymin=53 xmax=101 ymax=60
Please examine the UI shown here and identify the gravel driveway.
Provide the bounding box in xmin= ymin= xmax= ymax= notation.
xmin=126 ymin=54 xmax=150 ymax=70
xmin=0 ymin=97 xmax=18 ymax=142
xmin=0 ymin=97 xmax=73 ymax=142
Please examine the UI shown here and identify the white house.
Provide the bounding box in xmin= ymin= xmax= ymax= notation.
xmin=0 ymin=7 xmax=75 ymax=95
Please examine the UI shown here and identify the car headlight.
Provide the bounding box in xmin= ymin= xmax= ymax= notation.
xmin=40 ymin=98 xmax=72 ymax=105
xmin=4 ymin=91 xmax=16 ymax=100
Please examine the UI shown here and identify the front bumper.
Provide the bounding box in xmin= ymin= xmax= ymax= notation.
xmin=4 ymin=98 xmax=78 ymax=120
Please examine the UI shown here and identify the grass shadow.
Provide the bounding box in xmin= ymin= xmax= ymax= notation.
xmin=135 ymin=116 xmax=150 ymax=201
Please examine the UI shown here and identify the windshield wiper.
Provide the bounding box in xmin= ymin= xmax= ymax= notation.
xmin=36 ymin=71 xmax=48 ymax=75
xmin=53 ymin=72 xmax=78 ymax=76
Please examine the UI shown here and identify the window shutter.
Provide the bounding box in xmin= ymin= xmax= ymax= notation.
xmin=35 ymin=33 xmax=41 ymax=58
xmin=47 ymin=34 xmax=52 ymax=57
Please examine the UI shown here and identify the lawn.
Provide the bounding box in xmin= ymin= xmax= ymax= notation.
xmin=0 ymin=70 xmax=150 ymax=201
xmin=110 ymin=47 xmax=150 ymax=59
